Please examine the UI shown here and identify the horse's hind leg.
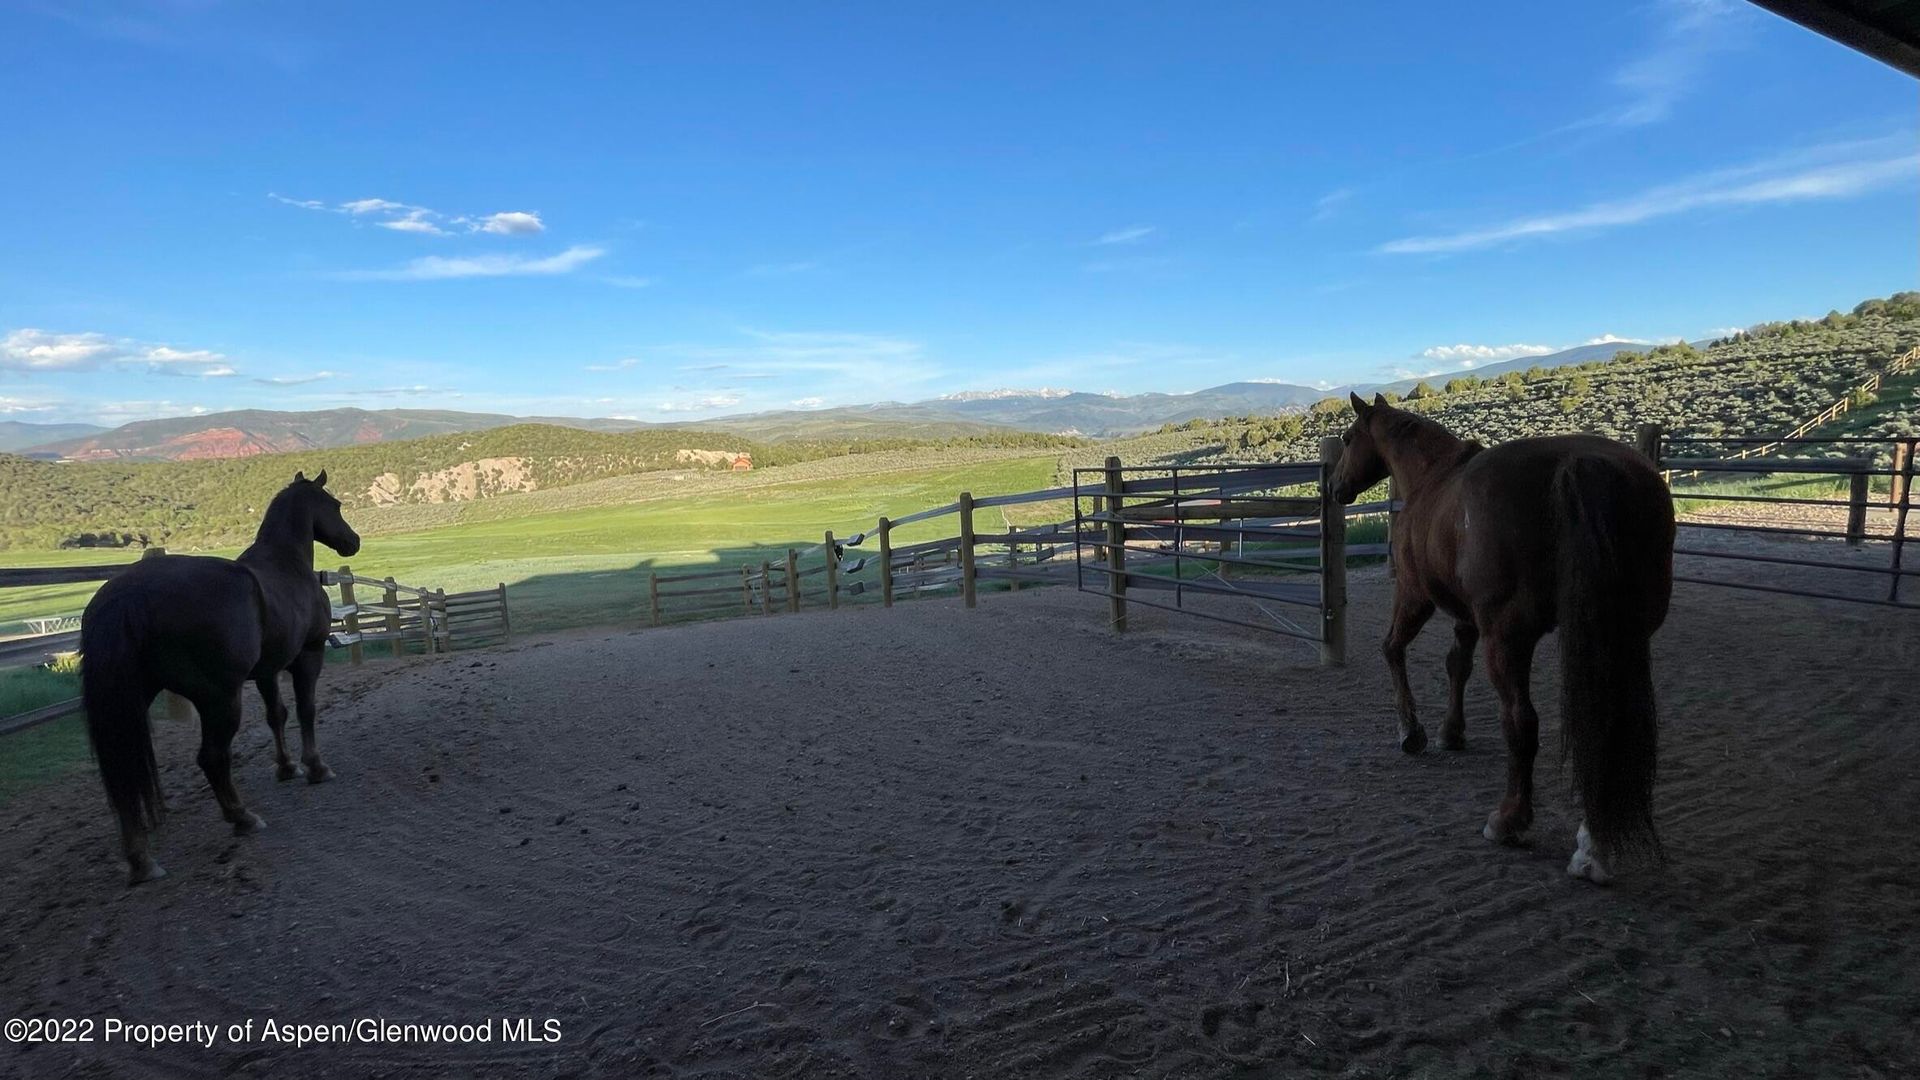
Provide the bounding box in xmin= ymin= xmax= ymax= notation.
xmin=1440 ymin=620 xmax=1478 ymax=751
xmin=1382 ymin=593 xmax=1435 ymax=754
xmin=193 ymin=690 xmax=265 ymax=834
xmin=290 ymin=645 xmax=333 ymax=783
xmin=1480 ymin=627 xmax=1542 ymax=845
xmin=257 ymin=675 xmax=301 ymax=781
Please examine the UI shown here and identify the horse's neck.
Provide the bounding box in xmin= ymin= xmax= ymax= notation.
xmin=1383 ymin=426 xmax=1469 ymax=500
xmin=240 ymin=503 xmax=313 ymax=575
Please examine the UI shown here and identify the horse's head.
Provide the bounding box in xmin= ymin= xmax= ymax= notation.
xmin=290 ymin=470 xmax=361 ymax=557
xmin=1330 ymin=392 xmax=1394 ymax=505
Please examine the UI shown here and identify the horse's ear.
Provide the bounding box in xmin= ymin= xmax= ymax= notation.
xmin=1348 ymin=391 xmax=1370 ymax=415
xmin=294 ymin=471 xmax=306 ymax=483
xmin=1373 ymin=392 xmax=1389 ymax=407
xmin=314 ymin=469 xmax=328 ymax=488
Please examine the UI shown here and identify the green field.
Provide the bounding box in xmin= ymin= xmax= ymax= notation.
xmin=0 ymin=449 xmax=1066 ymax=635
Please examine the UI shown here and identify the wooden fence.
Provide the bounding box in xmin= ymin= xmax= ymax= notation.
xmin=0 ymin=552 xmax=504 ymax=737
xmin=645 ymin=441 xmax=1377 ymax=666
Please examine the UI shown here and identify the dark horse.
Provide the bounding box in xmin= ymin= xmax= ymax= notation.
xmin=81 ymin=471 xmax=360 ymax=883
xmin=1330 ymin=394 xmax=1674 ymax=884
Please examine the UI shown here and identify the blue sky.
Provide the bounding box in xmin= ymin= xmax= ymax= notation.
xmin=1 ymin=0 xmax=1914 ymax=427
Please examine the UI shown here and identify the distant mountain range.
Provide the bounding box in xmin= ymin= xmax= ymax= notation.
xmin=1 ymin=339 xmax=1667 ymax=461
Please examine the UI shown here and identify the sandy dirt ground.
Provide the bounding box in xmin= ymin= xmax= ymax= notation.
xmin=2 ymin=551 xmax=1917 ymax=1079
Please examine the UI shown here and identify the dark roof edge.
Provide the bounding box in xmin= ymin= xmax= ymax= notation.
xmin=1747 ymin=0 xmax=1920 ymax=77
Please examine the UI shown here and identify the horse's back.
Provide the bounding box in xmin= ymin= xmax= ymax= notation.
xmin=1452 ymin=435 xmax=1673 ymax=627
xmin=84 ymin=555 xmax=264 ymax=693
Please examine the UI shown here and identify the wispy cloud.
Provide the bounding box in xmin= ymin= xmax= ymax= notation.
xmin=272 ymin=195 xmax=547 ymax=237
xmin=338 ymin=245 xmax=607 ymax=281
xmin=600 ymin=275 xmax=655 ymax=289
xmin=1311 ymin=189 xmax=1353 ymax=223
xmin=655 ymin=393 xmax=743 ymax=413
xmin=252 ymin=371 xmax=341 ymax=386
xmin=1379 ymin=138 xmax=1920 ymax=255
xmin=0 ymin=396 xmax=56 ymax=415
xmin=1 ymin=329 xmax=238 ymax=377
xmin=790 ymin=397 xmax=825 ymax=408
xmin=1094 ymin=225 xmax=1156 ymax=245
xmin=1591 ymin=0 xmax=1746 ymax=130
xmin=585 ymin=357 xmax=641 ymax=372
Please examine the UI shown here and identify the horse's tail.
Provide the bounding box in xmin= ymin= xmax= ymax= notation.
xmin=81 ymin=597 xmax=165 ymax=831
xmin=1553 ymin=456 xmax=1667 ymax=862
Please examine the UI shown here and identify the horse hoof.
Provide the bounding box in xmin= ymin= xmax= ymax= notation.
xmin=127 ymin=860 xmax=167 ymax=885
xmin=1482 ymin=811 xmax=1525 ymax=846
xmin=233 ymin=812 xmax=267 ymax=835
xmin=1400 ymin=727 xmax=1428 ymax=755
xmin=306 ymin=763 xmax=335 ymax=785
xmin=1440 ymin=733 xmax=1466 ymax=752
xmin=276 ymin=762 xmax=305 ymax=781
xmin=1567 ymin=824 xmax=1613 ymax=885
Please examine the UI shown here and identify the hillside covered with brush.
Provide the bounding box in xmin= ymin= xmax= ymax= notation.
xmin=1061 ymin=294 xmax=1920 ymax=477
xmin=0 ymin=425 xmax=1075 ymax=550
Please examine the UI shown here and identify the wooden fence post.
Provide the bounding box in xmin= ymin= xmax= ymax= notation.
xmin=740 ymin=566 xmax=753 ymax=615
xmin=877 ymin=517 xmax=894 ymax=608
xmin=1847 ymin=468 xmax=1870 ymax=545
xmin=824 ymin=530 xmax=840 ymax=610
xmin=1635 ymin=423 xmax=1664 ymax=467
xmin=1318 ymin=436 xmax=1348 ymax=668
xmin=1104 ymin=457 xmax=1127 ymax=631
xmin=760 ymin=561 xmax=774 ymax=616
xmin=140 ymin=548 xmax=194 ymax=720
xmin=1008 ymin=535 xmax=1022 ymax=592
xmin=1892 ymin=441 xmax=1914 ymax=512
xmin=958 ymin=492 xmax=977 ymax=609
xmin=785 ymin=549 xmax=800 ymax=612
xmin=434 ymin=589 xmax=450 ymax=651
xmin=382 ymin=580 xmax=401 ymax=658
xmin=337 ymin=566 xmax=364 ymax=665
xmin=497 ymin=582 xmax=511 ymax=641
xmin=648 ymin=572 xmax=661 ymax=626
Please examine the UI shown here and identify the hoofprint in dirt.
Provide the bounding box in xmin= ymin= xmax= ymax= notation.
xmin=2 ymin=563 xmax=1917 ymax=1078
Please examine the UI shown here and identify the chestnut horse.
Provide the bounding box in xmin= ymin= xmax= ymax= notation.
xmin=1330 ymin=394 xmax=1674 ymax=884
xmin=81 ymin=471 xmax=360 ymax=884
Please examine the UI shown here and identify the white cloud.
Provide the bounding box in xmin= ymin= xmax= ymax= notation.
xmin=1418 ymin=342 xmax=1556 ymax=365
xmin=585 ymin=357 xmax=641 ymax=372
xmin=478 ymin=211 xmax=544 ymax=235
xmin=2 ymin=329 xmax=236 ymax=376
xmin=274 ymin=195 xmax=549 ymax=238
xmin=253 ymin=371 xmax=341 ymax=386
xmin=790 ymin=397 xmax=825 ymax=408
xmin=1379 ymin=138 xmax=1920 ymax=255
xmin=339 ymin=244 xmax=607 ymax=281
xmin=1596 ymin=0 xmax=1745 ymax=129
xmin=1094 ymin=225 xmax=1156 ymax=245
xmin=0 ymin=396 xmax=56 ymax=414
xmin=1583 ymin=334 xmax=1647 ymax=346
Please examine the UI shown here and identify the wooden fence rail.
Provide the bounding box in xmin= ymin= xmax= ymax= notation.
xmin=1 ymin=555 xmax=502 ymax=737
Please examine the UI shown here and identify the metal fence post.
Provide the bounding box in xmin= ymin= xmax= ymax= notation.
xmin=1319 ymin=436 xmax=1348 ymax=667
xmin=1104 ymin=457 xmax=1127 ymax=631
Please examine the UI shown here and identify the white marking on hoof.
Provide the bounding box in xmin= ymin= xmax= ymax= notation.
xmin=128 ymin=861 xmax=167 ymax=885
xmin=233 ymin=811 xmax=267 ymax=835
xmin=1566 ymin=822 xmax=1612 ymax=885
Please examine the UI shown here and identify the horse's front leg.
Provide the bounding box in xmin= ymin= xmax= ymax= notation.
xmin=1441 ymin=620 xmax=1478 ymax=751
xmin=290 ymin=645 xmax=334 ymax=783
xmin=1480 ymin=627 xmax=1543 ymax=844
xmin=1382 ymin=593 xmax=1435 ymax=754
xmin=256 ymin=674 xmax=302 ymax=781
